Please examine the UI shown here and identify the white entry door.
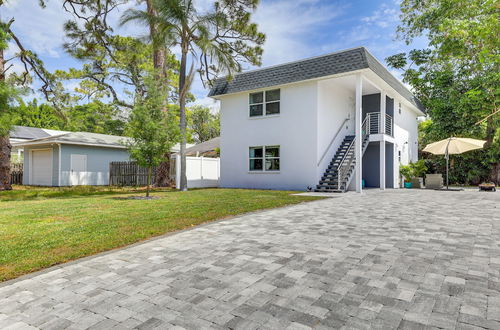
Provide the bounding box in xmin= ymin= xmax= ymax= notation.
xmin=31 ymin=149 xmax=52 ymax=186
xmin=70 ymin=154 xmax=87 ymax=185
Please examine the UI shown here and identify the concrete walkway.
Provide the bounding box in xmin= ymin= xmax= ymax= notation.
xmin=1 ymin=189 xmax=499 ymax=330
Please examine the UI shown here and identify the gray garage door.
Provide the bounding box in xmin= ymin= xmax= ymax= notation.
xmin=31 ymin=149 xmax=53 ymax=186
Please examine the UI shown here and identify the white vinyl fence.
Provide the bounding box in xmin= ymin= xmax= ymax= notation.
xmin=175 ymin=155 xmax=220 ymax=188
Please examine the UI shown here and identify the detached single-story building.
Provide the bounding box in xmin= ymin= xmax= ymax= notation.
xmin=13 ymin=132 xmax=132 ymax=186
xmin=13 ymin=129 xmax=196 ymax=187
xmin=9 ymin=125 xmax=68 ymax=161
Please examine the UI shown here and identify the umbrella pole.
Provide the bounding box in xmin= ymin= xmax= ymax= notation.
xmin=446 ymin=152 xmax=449 ymax=190
xmin=445 ymin=138 xmax=451 ymax=190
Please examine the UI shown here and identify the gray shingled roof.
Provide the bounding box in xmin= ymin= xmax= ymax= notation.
xmin=54 ymin=132 xmax=131 ymax=147
xmin=208 ymin=47 xmax=425 ymax=113
xmin=12 ymin=131 xmax=195 ymax=152
xmin=12 ymin=132 xmax=131 ymax=148
xmin=10 ymin=126 xmax=70 ymax=141
xmin=183 ymin=137 xmax=220 ymax=156
xmin=10 ymin=126 xmax=52 ymax=140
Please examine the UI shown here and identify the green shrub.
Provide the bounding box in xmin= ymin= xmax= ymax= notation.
xmin=410 ymin=159 xmax=428 ymax=177
xmin=399 ymin=165 xmax=413 ymax=182
xmin=400 ymin=160 xmax=429 ymax=182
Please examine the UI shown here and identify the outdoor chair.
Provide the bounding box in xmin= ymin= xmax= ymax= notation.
xmin=425 ymin=174 xmax=443 ymax=189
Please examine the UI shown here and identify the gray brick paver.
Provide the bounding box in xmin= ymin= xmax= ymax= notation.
xmin=0 ymin=190 xmax=498 ymax=329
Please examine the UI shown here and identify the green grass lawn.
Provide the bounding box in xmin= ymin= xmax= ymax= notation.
xmin=0 ymin=186 xmax=321 ymax=282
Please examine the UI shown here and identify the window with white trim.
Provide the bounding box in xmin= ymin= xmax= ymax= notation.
xmin=249 ymin=89 xmax=280 ymax=117
xmin=249 ymin=146 xmax=280 ymax=171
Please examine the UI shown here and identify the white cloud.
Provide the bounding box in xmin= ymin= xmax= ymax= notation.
xmin=361 ymin=4 xmax=400 ymax=28
xmin=2 ymin=0 xmax=143 ymax=58
xmin=5 ymin=61 xmax=25 ymax=77
xmin=2 ymin=0 xmax=72 ymax=58
xmin=188 ymin=96 xmax=220 ymax=113
xmin=189 ymin=0 xmax=347 ymax=100
xmin=253 ymin=0 xmax=346 ymax=66
xmin=193 ymin=0 xmax=215 ymax=14
xmin=4 ymin=0 xmax=428 ymax=104
xmin=323 ymin=1 xmax=412 ymax=67
xmin=108 ymin=1 xmax=148 ymax=38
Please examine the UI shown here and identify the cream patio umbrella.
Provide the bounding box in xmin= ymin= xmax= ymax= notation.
xmin=423 ymin=137 xmax=486 ymax=189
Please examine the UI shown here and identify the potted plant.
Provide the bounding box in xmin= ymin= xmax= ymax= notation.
xmin=410 ymin=160 xmax=427 ymax=188
xmin=399 ymin=164 xmax=413 ymax=188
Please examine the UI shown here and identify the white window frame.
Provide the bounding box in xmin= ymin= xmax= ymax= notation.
xmin=249 ymin=146 xmax=264 ymax=171
xmin=249 ymin=89 xmax=281 ymax=118
xmin=249 ymin=92 xmax=264 ymax=117
xmin=249 ymin=145 xmax=280 ymax=172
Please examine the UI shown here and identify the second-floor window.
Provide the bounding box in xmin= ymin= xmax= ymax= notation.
xmin=249 ymin=89 xmax=280 ymax=117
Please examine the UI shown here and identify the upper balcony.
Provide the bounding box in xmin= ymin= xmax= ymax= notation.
xmin=365 ymin=112 xmax=394 ymax=137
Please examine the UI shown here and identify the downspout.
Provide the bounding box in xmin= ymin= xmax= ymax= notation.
xmin=58 ymin=144 xmax=61 ymax=187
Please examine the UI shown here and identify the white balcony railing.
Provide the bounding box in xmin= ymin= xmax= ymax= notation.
xmin=385 ymin=113 xmax=393 ymax=136
xmin=366 ymin=112 xmax=393 ymax=136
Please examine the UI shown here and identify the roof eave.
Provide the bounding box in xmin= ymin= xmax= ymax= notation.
xmin=12 ymin=140 xmax=129 ymax=149
xmin=208 ymin=68 xmax=370 ymax=99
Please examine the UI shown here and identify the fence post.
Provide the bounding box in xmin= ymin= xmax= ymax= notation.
xmin=200 ymin=156 xmax=204 ymax=181
xmin=217 ymin=157 xmax=220 ymax=181
xmin=136 ymin=163 xmax=139 ymax=186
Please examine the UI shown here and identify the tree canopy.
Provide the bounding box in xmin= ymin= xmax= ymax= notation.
xmin=121 ymin=0 xmax=265 ymax=191
xmin=187 ymin=106 xmax=220 ymax=143
xmin=125 ymin=74 xmax=179 ymax=196
xmin=387 ymin=0 xmax=500 ymax=184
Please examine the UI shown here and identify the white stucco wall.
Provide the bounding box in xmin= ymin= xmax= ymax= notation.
xmin=60 ymin=144 xmax=129 ymax=186
xmin=393 ymin=99 xmax=420 ymax=187
xmin=217 ymin=74 xmax=421 ymax=191
xmin=316 ymin=79 xmax=355 ymax=182
xmin=219 ymin=81 xmax=318 ymax=190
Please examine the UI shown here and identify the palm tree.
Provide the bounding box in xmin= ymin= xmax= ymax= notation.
xmin=144 ymin=0 xmax=172 ymax=188
xmin=121 ymin=0 xmax=265 ymax=191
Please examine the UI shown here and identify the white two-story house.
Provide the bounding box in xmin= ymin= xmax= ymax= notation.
xmin=208 ymin=47 xmax=425 ymax=192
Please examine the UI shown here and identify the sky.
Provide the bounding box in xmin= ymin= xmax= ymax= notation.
xmin=2 ymin=0 xmax=428 ymax=111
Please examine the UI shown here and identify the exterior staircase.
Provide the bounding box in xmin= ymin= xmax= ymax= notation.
xmin=314 ymin=113 xmax=392 ymax=192
xmin=315 ymin=131 xmax=369 ymax=193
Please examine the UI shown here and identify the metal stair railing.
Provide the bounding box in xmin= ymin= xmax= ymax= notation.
xmin=317 ymin=117 xmax=350 ymax=166
xmin=336 ymin=117 xmax=369 ymax=190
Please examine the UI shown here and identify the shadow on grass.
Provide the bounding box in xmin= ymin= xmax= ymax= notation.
xmin=0 ymin=186 xmax=174 ymax=202
xmin=111 ymin=196 xmax=162 ymax=200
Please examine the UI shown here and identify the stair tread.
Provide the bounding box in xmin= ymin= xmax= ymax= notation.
xmin=317 ymin=134 xmax=367 ymax=193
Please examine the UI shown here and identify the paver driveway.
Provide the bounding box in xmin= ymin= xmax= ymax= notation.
xmin=1 ymin=189 xmax=499 ymax=330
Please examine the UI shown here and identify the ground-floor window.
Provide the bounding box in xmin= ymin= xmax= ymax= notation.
xmin=249 ymin=146 xmax=280 ymax=171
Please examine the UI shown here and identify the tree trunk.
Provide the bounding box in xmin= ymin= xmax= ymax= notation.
xmin=485 ymin=115 xmax=498 ymax=184
xmin=493 ymin=163 xmax=500 ymax=185
xmin=146 ymin=0 xmax=172 ymax=187
xmin=178 ymin=41 xmax=188 ymax=191
xmin=0 ymin=136 xmax=12 ymax=190
xmin=146 ymin=165 xmax=151 ymax=197
xmin=0 ymin=43 xmax=12 ymax=190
